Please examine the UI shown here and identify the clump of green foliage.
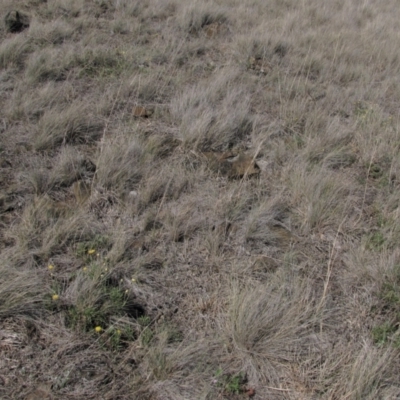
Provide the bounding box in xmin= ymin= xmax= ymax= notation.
xmin=372 ymin=265 xmax=400 ymax=348
xmin=214 ymin=368 xmax=247 ymax=395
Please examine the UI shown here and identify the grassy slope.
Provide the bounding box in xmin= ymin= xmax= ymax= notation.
xmin=1 ymin=0 xmax=400 ymax=399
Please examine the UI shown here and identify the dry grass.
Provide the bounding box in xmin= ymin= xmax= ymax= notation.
xmin=34 ymin=102 xmax=103 ymax=150
xmin=1 ymin=0 xmax=400 ymax=398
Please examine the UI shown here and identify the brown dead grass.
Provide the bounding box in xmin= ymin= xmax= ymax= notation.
xmin=1 ymin=0 xmax=400 ymax=398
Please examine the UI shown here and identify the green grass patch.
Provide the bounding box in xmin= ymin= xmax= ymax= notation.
xmin=75 ymin=234 xmax=111 ymax=261
xmin=214 ymin=368 xmax=247 ymax=395
xmin=372 ymin=322 xmax=400 ymax=348
xmin=365 ymin=231 xmax=386 ymax=251
xmin=372 ymin=264 xmax=400 ymax=348
xmin=100 ymin=325 xmax=136 ymax=351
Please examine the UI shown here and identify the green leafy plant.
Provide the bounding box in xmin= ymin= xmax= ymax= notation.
xmin=372 ymin=264 xmax=400 ymax=348
xmin=106 ymin=329 xmax=121 ymax=350
xmin=75 ymin=235 xmax=110 ymax=259
xmin=138 ymin=315 xmax=151 ymax=327
xmin=64 ymin=257 xmax=131 ymax=335
xmin=381 ymin=283 xmax=400 ymax=306
xmin=66 ymin=306 xmax=106 ymax=332
xmin=105 ymin=325 xmax=135 ymax=351
xmin=366 ymin=231 xmax=385 ymax=251
xmin=141 ymin=328 xmax=154 ymax=346
xmin=214 ymin=368 xmax=247 ymax=394
xmin=138 ymin=315 xmax=154 ymax=346
xmin=107 ymin=286 xmax=127 ymax=309
xmin=372 ymin=322 xmax=398 ymax=347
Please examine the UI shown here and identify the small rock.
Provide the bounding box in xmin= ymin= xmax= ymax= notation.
xmin=132 ymin=106 xmax=153 ymax=118
xmin=128 ymin=190 xmax=138 ymax=198
xmin=4 ymin=10 xmax=29 ymax=33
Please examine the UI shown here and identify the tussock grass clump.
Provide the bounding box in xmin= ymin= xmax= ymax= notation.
xmin=234 ymin=34 xmax=289 ymax=71
xmin=34 ymin=103 xmax=103 ymax=150
xmin=136 ymin=163 xmax=189 ymax=213
xmin=9 ymin=196 xmax=103 ymax=263
xmin=0 ymin=34 xmax=32 ymax=69
xmin=4 ymin=80 xmax=77 ymax=123
xmin=0 ymin=263 xmax=48 ymax=318
xmin=28 ymin=19 xmax=75 ymax=45
xmin=136 ymin=337 xmax=218 ymax=399
xmin=46 ymin=0 xmax=83 ymax=18
xmin=73 ymin=46 xmax=127 ymax=78
xmin=171 ymin=69 xmax=253 ymax=151
xmin=318 ymin=345 xmax=399 ymax=399
xmin=129 ymin=71 xmax=177 ymax=103
xmin=287 ymin=165 xmax=352 ymax=232
xmin=49 ymin=146 xmax=96 ymax=188
xmin=243 ymin=198 xmax=294 ymax=248
xmin=64 ymin=268 xmax=126 ymax=332
xmin=25 ymin=47 xmax=70 ymax=83
xmin=19 ymin=165 xmax=52 ymax=195
xmin=227 ymin=274 xmax=320 ymax=382
xmin=178 ymin=2 xmax=228 ymax=34
xmin=95 ymin=134 xmax=146 ymax=193
xmin=25 ymin=45 xmax=126 ymax=84
xmin=371 ymin=257 xmax=400 ymax=347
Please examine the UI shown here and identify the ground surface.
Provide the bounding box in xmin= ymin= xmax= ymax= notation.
xmin=1 ymin=0 xmax=400 ymax=399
